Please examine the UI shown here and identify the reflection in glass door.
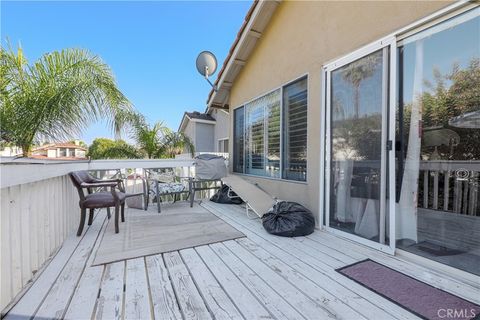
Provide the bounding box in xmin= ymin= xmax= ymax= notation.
xmin=325 ymin=41 xmax=394 ymax=251
xmin=396 ymin=8 xmax=480 ymax=275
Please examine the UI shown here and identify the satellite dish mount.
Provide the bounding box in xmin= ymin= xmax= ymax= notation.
xmin=196 ymin=51 xmax=218 ymax=92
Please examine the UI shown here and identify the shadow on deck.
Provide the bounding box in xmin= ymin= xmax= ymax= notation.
xmin=3 ymin=201 xmax=479 ymax=320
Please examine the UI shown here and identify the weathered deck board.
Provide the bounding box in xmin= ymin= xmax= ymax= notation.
xmin=179 ymin=248 xmax=244 ymax=320
xmin=125 ymin=258 xmax=152 ymax=320
xmin=207 ymin=201 xmax=480 ymax=302
xmin=201 ymin=201 xmax=418 ymax=320
xmin=194 ymin=246 xmax=273 ymax=320
xmin=236 ymin=237 xmax=366 ymax=320
xmin=95 ymin=261 xmax=125 ymax=320
xmin=222 ymin=240 xmax=336 ymax=320
xmin=163 ymin=251 xmax=211 ymax=320
xmin=309 ymin=230 xmax=480 ymax=303
xmin=145 ymin=254 xmax=183 ymax=320
xmin=64 ymin=210 xmax=109 ymax=320
xmin=210 ymin=242 xmax=305 ymax=320
xmin=3 ymin=212 xmax=92 ymax=320
xmin=34 ymin=212 xmax=105 ymax=319
xmin=4 ymin=203 xmax=479 ymax=320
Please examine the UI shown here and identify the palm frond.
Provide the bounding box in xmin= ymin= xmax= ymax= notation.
xmin=0 ymin=45 xmax=132 ymax=156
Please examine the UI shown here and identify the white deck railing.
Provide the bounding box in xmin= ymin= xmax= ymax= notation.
xmin=419 ymin=160 xmax=479 ymax=215
xmin=0 ymin=158 xmax=195 ymax=311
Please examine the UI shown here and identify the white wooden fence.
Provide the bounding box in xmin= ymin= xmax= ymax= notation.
xmin=0 ymin=159 xmax=194 ymax=311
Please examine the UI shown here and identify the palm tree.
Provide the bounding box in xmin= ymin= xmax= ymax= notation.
xmin=0 ymin=45 xmax=131 ymax=156
xmin=160 ymin=128 xmax=195 ymax=158
xmin=341 ymin=52 xmax=381 ymax=119
xmin=124 ymin=111 xmax=166 ymax=158
xmin=121 ymin=110 xmax=195 ymax=159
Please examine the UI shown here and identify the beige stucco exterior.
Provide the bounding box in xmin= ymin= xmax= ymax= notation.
xmin=211 ymin=109 xmax=230 ymax=151
xmin=227 ymin=1 xmax=452 ymax=220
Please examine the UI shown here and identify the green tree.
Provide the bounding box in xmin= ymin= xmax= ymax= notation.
xmin=87 ymin=138 xmax=140 ymax=159
xmin=400 ymin=58 xmax=480 ymax=160
xmin=124 ymin=112 xmax=167 ymax=158
xmin=0 ymin=45 xmax=131 ymax=156
xmin=160 ymin=128 xmax=195 ymax=158
xmin=122 ymin=111 xmax=195 ymax=159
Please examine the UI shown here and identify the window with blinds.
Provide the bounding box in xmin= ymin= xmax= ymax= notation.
xmin=232 ymin=76 xmax=307 ymax=181
xmin=283 ymin=77 xmax=308 ymax=181
xmin=233 ymin=107 xmax=244 ymax=173
xmin=245 ymin=89 xmax=281 ymax=178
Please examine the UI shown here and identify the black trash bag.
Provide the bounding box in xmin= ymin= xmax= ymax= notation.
xmin=210 ymin=184 xmax=243 ymax=204
xmin=262 ymin=201 xmax=315 ymax=237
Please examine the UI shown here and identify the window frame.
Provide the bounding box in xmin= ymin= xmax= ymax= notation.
xmin=233 ymin=106 xmax=245 ymax=173
xmin=323 ymin=38 xmax=396 ymax=255
xmin=217 ymin=137 xmax=229 ymax=153
xmin=232 ymin=74 xmax=309 ymax=182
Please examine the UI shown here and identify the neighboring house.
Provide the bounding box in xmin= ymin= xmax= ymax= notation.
xmin=178 ymin=110 xmax=230 ymax=153
xmin=32 ymin=141 xmax=87 ymax=160
xmin=0 ymin=146 xmax=22 ymax=157
xmin=206 ymin=1 xmax=480 ymax=277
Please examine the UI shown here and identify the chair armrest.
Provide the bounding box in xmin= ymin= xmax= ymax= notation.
xmin=80 ymin=181 xmax=118 ymax=188
xmin=93 ymin=178 xmax=123 ymax=183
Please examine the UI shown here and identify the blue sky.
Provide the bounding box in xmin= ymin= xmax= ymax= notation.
xmin=1 ymin=0 xmax=252 ymax=144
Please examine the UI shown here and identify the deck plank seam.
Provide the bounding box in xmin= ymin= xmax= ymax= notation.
xmin=161 ymin=253 xmax=191 ymax=320
xmin=233 ymin=238 xmax=356 ymax=320
xmin=59 ymin=213 xmax=108 ymax=319
xmin=208 ymin=203 xmax=409 ymax=319
xmin=201 ymin=202 xmax=406 ymax=320
xmin=200 ymin=245 xmax=279 ymax=320
xmin=305 ymin=230 xmax=480 ymax=297
xmin=142 ymin=256 xmax=157 ymax=320
xmin=185 ymin=246 xmax=248 ymax=320
xmin=177 ymin=249 xmax=217 ymax=320
xmin=17 ymin=211 xmax=103 ymax=319
xmin=227 ymin=202 xmax=480 ymax=294
xmin=209 ymin=241 xmax=307 ymax=320
xmin=188 ymin=247 xmax=248 ymax=320
xmin=221 ymin=240 xmax=337 ymax=320
xmin=193 ymin=246 xmax=272 ymax=320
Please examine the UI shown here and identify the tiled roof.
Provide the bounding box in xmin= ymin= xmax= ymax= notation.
xmin=33 ymin=143 xmax=87 ymax=151
xmin=185 ymin=112 xmax=215 ymax=122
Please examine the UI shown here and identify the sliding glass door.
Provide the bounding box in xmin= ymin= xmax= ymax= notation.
xmin=325 ymin=39 xmax=396 ymax=252
xmin=395 ymin=8 xmax=480 ymax=275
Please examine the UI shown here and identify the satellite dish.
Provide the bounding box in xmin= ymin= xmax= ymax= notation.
xmin=196 ymin=51 xmax=217 ymax=78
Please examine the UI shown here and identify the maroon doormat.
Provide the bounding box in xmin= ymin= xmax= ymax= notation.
xmin=336 ymin=259 xmax=480 ymax=320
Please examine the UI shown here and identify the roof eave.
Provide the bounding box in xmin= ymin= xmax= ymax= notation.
xmin=206 ymin=0 xmax=280 ymax=113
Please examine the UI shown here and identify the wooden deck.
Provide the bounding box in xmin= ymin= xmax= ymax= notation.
xmin=3 ymin=201 xmax=479 ymax=320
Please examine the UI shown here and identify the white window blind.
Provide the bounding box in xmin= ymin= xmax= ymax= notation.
xmin=233 ymin=107 xmax=244 ymax=173
xmin=283 ymin=77 xmax=308 ymax=181
xmin=245 ymin=89 xmax=281 ymax=177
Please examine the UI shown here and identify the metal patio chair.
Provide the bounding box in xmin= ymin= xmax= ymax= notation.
xmin=69 ymin=170 xmax=143 ymax=235
xmin=143 ymin=168 xmax=191 ymax=213
xmin=189 ymin=154 xmax=227 ymax=207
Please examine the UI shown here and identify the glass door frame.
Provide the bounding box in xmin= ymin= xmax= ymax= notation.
xmin=322 ymin=36 xmax=397 ymax=254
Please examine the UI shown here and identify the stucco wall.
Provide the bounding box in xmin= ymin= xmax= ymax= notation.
xmin=228 ymin=1 xmax=452 ymax=220
xmin=211 ymin=109 xmax=230 ymax=151
xmin=195 ymin=122 xmax=215 ymax=152
xmin=183 ymin=121 xmax=196 ymax=150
